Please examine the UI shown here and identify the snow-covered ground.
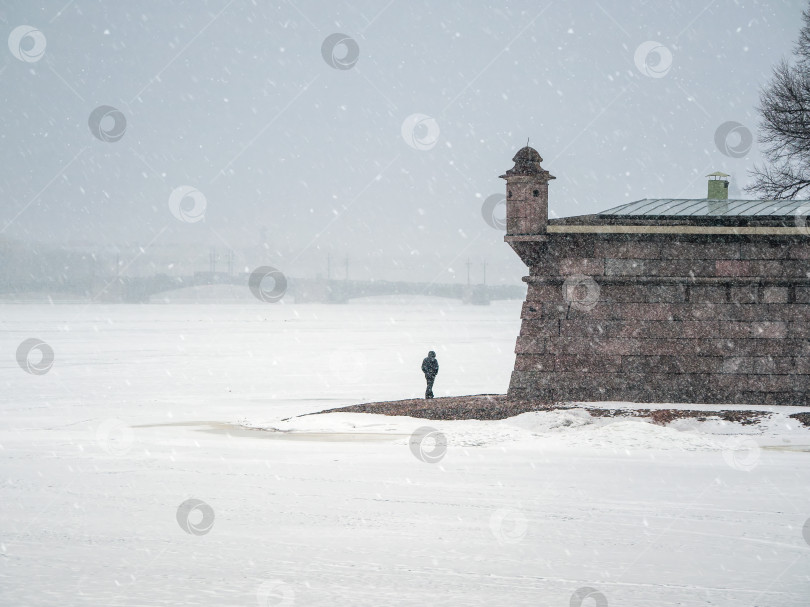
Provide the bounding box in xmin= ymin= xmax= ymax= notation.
xmin=2 ymin=298 xmax=810 ymax=606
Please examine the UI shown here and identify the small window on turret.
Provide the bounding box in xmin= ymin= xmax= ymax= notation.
xmin=533 ymin=189 xmax=540 ymax=197
xmin=508 ymin=190 xmax=512 ymax=198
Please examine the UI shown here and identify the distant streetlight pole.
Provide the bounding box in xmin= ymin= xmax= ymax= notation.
xmin=466 ymin=258 xmax=472 ymax=286
xmin=482 ymin=261 xmax=487 ymax=285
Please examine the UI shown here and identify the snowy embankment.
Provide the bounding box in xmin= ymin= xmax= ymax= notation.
xmin=246 ymin=402 xmax=810 ymax=455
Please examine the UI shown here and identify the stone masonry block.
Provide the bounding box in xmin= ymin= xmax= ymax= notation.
xmin=554 ymin=354 xmax=622 ymax=373
xmin=690 ymin=286 xmax=728 ymax=303
xmin=526 ymin=283 xmax=562 ymax=302
xmin=519 ymin=320 xmax=560 ymax=337
xmin=605 ymin=259 xmax=645 ymax=276
xmin=729 ymin=286 xmax=758 ymax=304
xmin=514 ymin=336 xmax=545 ymax=354
xmin=520 ymin=301 xmax=543 ymax=319
xmin=644 ymin=260 xmax=716 ymax=277
xmin=715 ymin=260 xmax=754 ymax=276
xmin=659 ymin=241 xmax=740 ymax=260
xmin=762 ymin=287 xmax=789 ymax=303
xmin=718 ymin=321 xmax=788 ymax=339
xmin=593 ymin=240 xmax=661 ymax=259
xmin=558 ymin=258 xmax=605 ymax=276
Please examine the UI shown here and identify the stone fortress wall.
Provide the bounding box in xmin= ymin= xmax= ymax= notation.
xmin=502 ymin=147 xmax=810 ymax=405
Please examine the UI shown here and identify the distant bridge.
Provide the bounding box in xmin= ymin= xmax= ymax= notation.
xmin=109 ymin=272 xmax=525 ymax=304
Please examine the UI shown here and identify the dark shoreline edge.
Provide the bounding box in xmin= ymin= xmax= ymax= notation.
xmin=289 ymin=394 xmax=810 ymax=427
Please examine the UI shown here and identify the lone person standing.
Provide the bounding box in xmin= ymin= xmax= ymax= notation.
xmin=421 ymin=351 xmax=439 ymax=399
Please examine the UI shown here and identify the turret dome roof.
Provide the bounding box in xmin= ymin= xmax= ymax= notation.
xmin=500 ymin=145 xmax=556 ymax=180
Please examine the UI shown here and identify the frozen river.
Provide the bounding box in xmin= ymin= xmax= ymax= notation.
xmin=2 ymin=299 xmax=810 ymax=606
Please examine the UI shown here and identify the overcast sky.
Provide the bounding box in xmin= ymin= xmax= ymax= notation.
xmin=1 ymin=0 xmax=806 ymax=284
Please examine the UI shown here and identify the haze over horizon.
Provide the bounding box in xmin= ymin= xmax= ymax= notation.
xmin=1 ymin=0 xmax=804 ymax=286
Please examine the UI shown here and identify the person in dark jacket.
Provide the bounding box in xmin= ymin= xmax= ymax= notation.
xmin=421 ymin=351 xmax=439 ymax=399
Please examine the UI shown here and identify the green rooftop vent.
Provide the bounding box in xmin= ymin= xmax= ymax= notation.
xmin=707 ymin=171 xmax=730 ymax=200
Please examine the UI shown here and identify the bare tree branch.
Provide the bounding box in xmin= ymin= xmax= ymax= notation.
xmin=747 ymin=5 xmax=810 ymax=200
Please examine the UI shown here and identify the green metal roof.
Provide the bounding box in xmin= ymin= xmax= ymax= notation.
xmin=598 ymin=198 xmax=810 ymax=218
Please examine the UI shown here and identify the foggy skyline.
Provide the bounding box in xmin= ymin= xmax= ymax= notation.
xmin=1 ymin=0 xmax=805 ymax=285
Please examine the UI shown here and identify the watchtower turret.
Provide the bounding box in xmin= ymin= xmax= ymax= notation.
xmin=499 ymin=146 xmax=555 ymax=235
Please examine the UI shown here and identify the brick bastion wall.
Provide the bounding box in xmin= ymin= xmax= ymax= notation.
xmin=509 ymin=232 xmax=810 ymax=405
xmin=500 ymin=145 xmax=810 ymax=406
